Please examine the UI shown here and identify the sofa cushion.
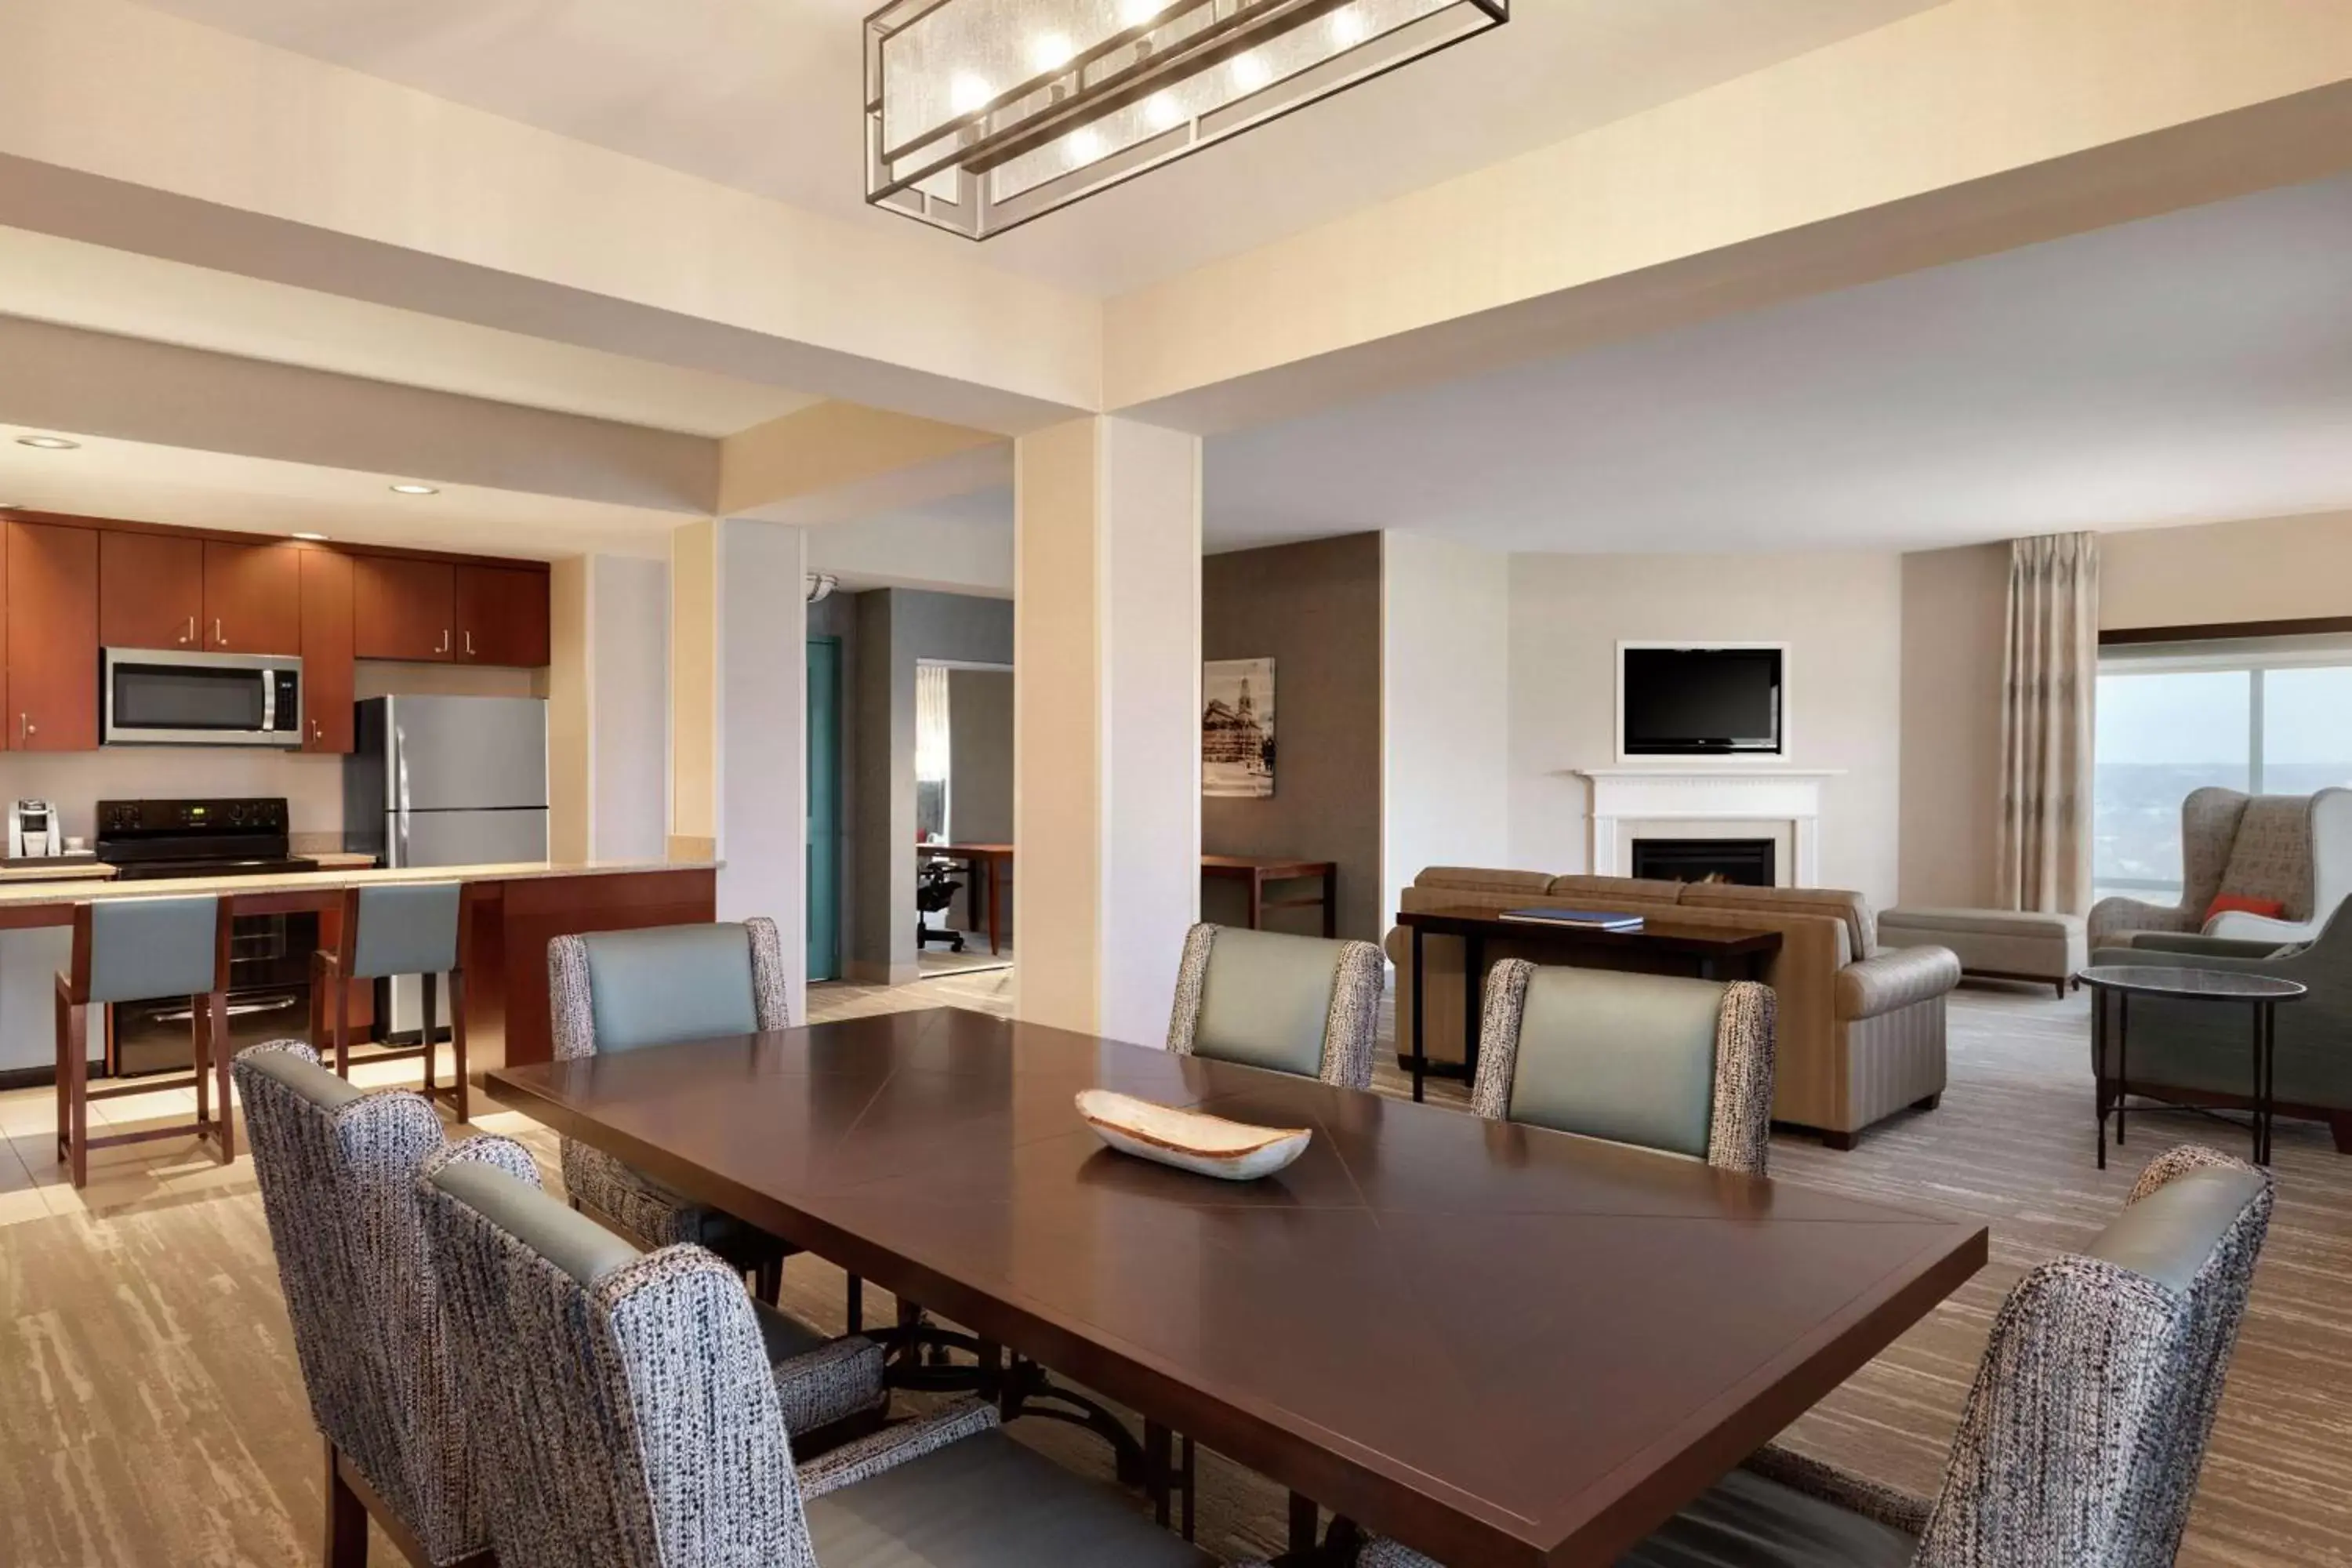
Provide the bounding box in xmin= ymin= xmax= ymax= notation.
xmin=1415 ymin=867 xmax=1557 ymax=897
xmin=1681 ymin=884 xmax=1873 ymax=961
xmin=1544 ymin=874 xmax=1691 ymax=906
xmin=2205 ymin=892 xmax=2286 ymax=924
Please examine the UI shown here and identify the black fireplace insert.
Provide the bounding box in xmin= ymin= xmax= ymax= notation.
xmin=1631 ymin=837 xmax=1777 ymax=887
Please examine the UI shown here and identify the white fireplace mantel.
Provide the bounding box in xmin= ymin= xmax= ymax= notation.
xmin=1570 ymin=768 xmax=1845 ymax=887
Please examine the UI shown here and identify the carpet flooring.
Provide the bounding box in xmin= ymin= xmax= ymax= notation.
xmin=0 ymin=972 xmax=2343 ymax=1566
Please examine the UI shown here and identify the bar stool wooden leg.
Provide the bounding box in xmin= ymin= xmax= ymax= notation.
xmin=55 ymin=975 xmax=88 ymax=1188
xmin=209 ymin=986 xmax=234 ymax=1163
xmin=191 ymin=992 xmax=212 ymax=1134
xmin=448 ymin=967 xmax=470 ymax=1123
xmin=422 ymin=971 xmax=440 ymax=1103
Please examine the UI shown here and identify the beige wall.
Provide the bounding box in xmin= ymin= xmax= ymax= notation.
xmin=1893 ymin=511 xmax=2352 ymax=909
xmin=669 ymin=520 xmax=718 ymax=851
xmin=1896 ymin=543 xmax=2009 ymax=908
xmin=547 ymin=557 xmax=592 ymax=863
xmin=1507 ymin=550 xmax=1905 ymax=909
xmin=2103 ymin=510 xmax=2352 ymax=630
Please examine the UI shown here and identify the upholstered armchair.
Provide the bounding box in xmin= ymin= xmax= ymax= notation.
xmin=418 ymin=1145 xmax=1224 ymax=1567
xmin=1358 ymin=1144 xmax=2273 ymax=1568
xmin=1472 ymin=960 xmax=1777 ymax=1176
xmin=1167 ymin=924 xmax=1385 ymax=1091
xmin=548 ymin=919 xmax=797 ymax=1285
xmin=2091 ymin=899 xmax=2352 ymax=1153
xmin=2090 ymin=786 xmax=2352 ymax=949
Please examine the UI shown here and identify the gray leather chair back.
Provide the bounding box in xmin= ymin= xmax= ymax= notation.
xmin=421 ymin=1143 xmax=818 ymax=1567
xmin=550 ymin=920 xmax=793 ymax=1061
xmin=1167 ymin=924 xmax=1385 ymax=1091
xmin=234 ymin=1040 xmax=495 ymax=1565
xmin=350 ymin=882 xmax=463 ymax=981
xmin=86 ymin=895 xmax=220 ymax=1004
xmin=1472 ymin=960 xmax=1777 ymax=1175
xmin=1918 ymin=1146 xmax=2273 ymax=1567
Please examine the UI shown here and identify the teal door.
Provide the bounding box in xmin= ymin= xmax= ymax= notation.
xmin=807 ymin=637 xmax=843 ymax=981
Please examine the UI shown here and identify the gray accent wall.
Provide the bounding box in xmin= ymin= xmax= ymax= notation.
xmin=1202 ymin=534 xmax=1383 ymax=940
xmin=849 ymin=589 xmax=1016 ymax=980
xmin=948 ymin=668 xmax=1014 ymax=938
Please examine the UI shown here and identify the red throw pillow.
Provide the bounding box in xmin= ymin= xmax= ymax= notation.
xmin=2206 ymin=893 xmax=2286 ymax=922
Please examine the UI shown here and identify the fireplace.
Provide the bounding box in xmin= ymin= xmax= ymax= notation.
xmin=1631 ymin=837 xmax=1777 ymax=887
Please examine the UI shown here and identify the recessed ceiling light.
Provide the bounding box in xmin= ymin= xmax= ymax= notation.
xmin=292 ymin=531 xmax=331 ymax=542
xmin=389 ymin=483 xmax=439 ymax=495
xmin=16 ymin=435 xmax=79 ymax=450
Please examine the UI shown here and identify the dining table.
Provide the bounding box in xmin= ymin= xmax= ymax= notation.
xmin=486 ymin=1006 xmax=1985 ymax=1567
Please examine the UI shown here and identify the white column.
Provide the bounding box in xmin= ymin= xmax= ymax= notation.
xmin=673 ymin=517 xmax=811 ymax=1022
xmin=1014 ymin=416 xmax=1202 ymax=1042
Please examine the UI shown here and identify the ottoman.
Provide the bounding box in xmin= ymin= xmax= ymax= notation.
xmin=1879 ymin=907 xmax=2087 ymax=998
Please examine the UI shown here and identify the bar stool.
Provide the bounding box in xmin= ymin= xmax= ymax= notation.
xmin=313 ymin=883 xmax=470 ymax=1120
xmin=55 ymin=895 xmax=234 ymax=1189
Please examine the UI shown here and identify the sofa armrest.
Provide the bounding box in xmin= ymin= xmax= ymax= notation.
xmin=1835 ymin=945 xmax=1962 ymax=1021
xmin=2113 ymin=932 xmax=2292 ymax=961
xmin=2088 ymin=895 xmax=2198 ymax=949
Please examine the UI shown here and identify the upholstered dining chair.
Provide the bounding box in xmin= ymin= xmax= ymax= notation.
xmin=1472 ymin=960 xmax=1778 ymax=1177
xmin=418 ymin=1142 xmax=1232 ymax=1568
xmin=237 ymin=1041 xmax=891 ymax=1568
xmin=1167 ymin=924 xmax=1386 ymax=1091
xmin=1355 ymin=1142 xmax=2273 ymax=1568
xmin=548 ymin=918 xmax=798 ymax=1295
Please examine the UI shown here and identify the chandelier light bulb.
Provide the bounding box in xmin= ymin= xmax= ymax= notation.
xmin=1230 ymin=51 xmax=1272 ymax=92
xmin=1028 ymin=31 xmax=1074 ymax=71
xmin=1118 ymin=0 xmax=1166 ymax=24
xmin=1144 ymin=91 xmax=1182 ymax=131
xmin=949 ymin=71 xmax=992 ymax=114
xmin=1066 ymin=126 xmax=1105 ymax=164
xmin=1330 ymin=6 xmax=1368 ymax=45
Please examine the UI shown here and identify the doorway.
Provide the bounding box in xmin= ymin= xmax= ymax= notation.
xmin=807 ymin=636 xmax=843 ymax=982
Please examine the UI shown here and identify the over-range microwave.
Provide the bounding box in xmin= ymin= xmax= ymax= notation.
xmin=102 ymin=648 xmax=304 ymax=748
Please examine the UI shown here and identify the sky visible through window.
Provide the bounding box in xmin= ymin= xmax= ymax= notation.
xmin=2095 ymin=662 xmax=2352 ymax=901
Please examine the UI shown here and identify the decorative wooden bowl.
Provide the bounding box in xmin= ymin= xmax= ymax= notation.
xmin=1075 ymin=1089 xmax=1312 ymax=1181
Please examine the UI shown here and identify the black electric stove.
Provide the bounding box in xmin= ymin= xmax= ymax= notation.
xmin=96 ymin=798 xmax=321 ymax=1074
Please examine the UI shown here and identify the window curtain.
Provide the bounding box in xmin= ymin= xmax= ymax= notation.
xmin=1997 ymin=533 xmax=2100 ymax=913
xmin=915 ymin=663 xmax=952 ymax=841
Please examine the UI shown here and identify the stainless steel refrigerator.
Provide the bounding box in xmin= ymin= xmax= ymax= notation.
xmin=347 ymin=695 xmax=549 ymax=1038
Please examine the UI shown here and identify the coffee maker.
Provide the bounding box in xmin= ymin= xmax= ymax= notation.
xmin=9 ymin=800 xmax=63 ymax=859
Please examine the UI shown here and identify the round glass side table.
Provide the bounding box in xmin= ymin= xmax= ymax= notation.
xmin=2077 ymin=964 xmax=2307 ymax=1169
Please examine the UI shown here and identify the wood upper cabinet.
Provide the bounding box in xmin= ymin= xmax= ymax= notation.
xmin=352 ymin=554 xmax=456 ymax=662
xmin=98 ymin=531 xmax=204 ymax=649
xmin=202 ymin=539 xmax=302 ymax=655
xmin=299 ymin=549 xmax=356 ymax=754
xmin=455 ymin=564 xmax=551 ymax=667
xmin=6 ymin=521 xmax=100 ymax=751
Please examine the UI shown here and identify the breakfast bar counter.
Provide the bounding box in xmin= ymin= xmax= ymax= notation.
xmin=0 ymin=859 xmax=718 ymax=1071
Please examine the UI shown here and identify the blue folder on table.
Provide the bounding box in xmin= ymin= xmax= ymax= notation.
xmin=1497 ymin=908 xmax=1645 ymax=932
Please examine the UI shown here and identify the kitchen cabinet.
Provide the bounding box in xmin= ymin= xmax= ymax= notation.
xmin=455 ymin=564 xmax=552 ymax=667
xmin=202 ymin=539 xmax=302 ymax=655
xmin=98 ymin=530 xmax=204 ymax=649
xmin=299 ymin=548 xmax=356 ymax=753
xmin=5 ymin=521 xmax=100 ymax=750
xmin=352 ymin=554 xmax=456 ymax=662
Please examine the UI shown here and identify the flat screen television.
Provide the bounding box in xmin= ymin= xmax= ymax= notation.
xmin=1620 ymin=645 xmax=1784 ymax=757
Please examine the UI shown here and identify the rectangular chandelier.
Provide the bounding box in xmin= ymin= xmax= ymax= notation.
xmin=866 ymin=0 xmax=1507 ymax=240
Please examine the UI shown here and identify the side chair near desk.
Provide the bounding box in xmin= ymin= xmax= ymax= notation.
xmin=315 ymin=881 xmax=470 ymax=1120
xmin=55 ymin=894 xmax=236 ymax=1188
xmin=234 ymin=1040 xmax=890 ymax=1568
xmin=1360 ymin=1144 xmax=2275 ymax=1568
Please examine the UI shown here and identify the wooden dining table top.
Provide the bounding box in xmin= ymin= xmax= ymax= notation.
xmin=486 ymin=1007 xmax=1984 ymax=1567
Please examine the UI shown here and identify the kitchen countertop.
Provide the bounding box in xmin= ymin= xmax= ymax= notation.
xmin=0 ymin=862 xmax=118 ymax=884
xmin=0 ymin=858 xmax=718 ymax=908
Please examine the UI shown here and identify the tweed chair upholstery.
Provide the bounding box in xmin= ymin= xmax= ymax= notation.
xmin=1469 ymin=960 xmax=1777 ymax=1177
xmin=550 ymin=917 xmax=792 ymax=1250
xmin=234 ymin=1039 xmax=499 ymax=1567
xmin=420 ymin=1142 xmax=1218 ymax=1567
xmin=1356 ymin=1143 xmax=2272 ymax=1568
xmin=1166 ymin=923 xmax=1385 ymax=1091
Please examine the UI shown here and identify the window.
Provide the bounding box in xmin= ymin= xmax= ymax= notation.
xmin=2094 ymin=641 xmax=2352 ymax=905
xmin=916 ymin=662 xmax=952 ymax=841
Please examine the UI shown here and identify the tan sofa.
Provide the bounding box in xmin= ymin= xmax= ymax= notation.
xmin=1383 ymin=867 xmax=1962 ymax=1148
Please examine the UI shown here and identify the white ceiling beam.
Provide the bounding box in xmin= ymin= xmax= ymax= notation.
xmin=1105 ymin=0 xmax=2352 ymax=431
xmin=0 ymin=0 xmax=1101 ymax=436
